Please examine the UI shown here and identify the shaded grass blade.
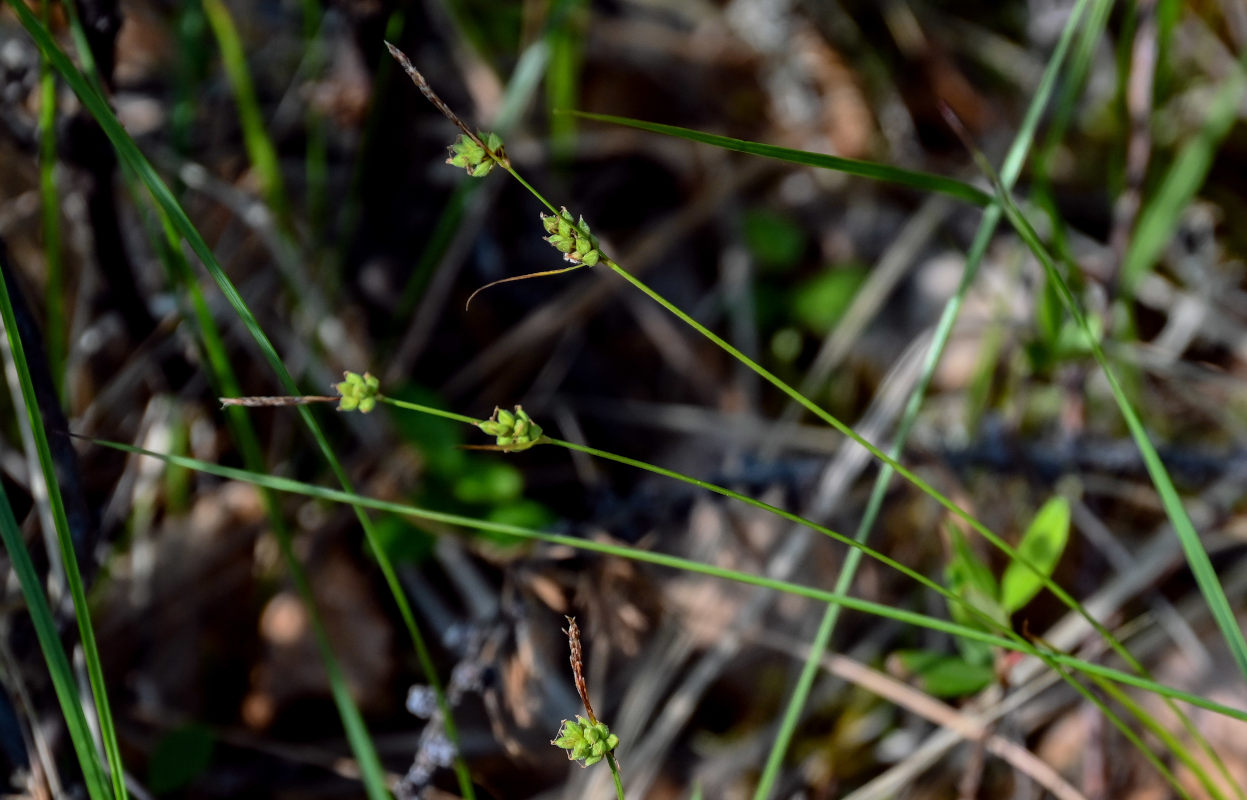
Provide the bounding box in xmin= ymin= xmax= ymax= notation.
xmin=0 ymin=486 xmax=111 ymax=799
xmin=568 ymin=110 xmax=993 ymax=208
xmin=0 ymin=243 xmax=127 ymax=800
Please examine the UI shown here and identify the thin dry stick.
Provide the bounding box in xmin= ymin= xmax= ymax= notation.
xmin=219 ymin=395 xmax=337 ymax=408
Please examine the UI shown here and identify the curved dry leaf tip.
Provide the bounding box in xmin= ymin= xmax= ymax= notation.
xmin=464 ymin=264 xmax=587 ymax=310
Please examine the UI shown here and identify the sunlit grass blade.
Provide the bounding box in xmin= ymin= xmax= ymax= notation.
xmin=547 ymin=0 xmax=586 ymax=159
xmin=7 ymin=5 xmax=476 ymax=796
xmin=0 ymin=485 xmax=112 ymax=799
xmin=202 ymin=0 xmax=290 ymax=221
xmin=84 ymin=435 xmax=1247 ymax=726
xmin=973 ymin=134 xmax=1247 ymax=682
xmin=567 ymin=110 xmax=993 ymax=208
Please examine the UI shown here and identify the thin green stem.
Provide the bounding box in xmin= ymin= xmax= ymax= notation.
xmin=607 ymin=752 xmax=626 ymax=799
xmin=381 ymin=395 xmax=480 ymax=426
xmin=501 ymin=164 xmax=559 ymax=214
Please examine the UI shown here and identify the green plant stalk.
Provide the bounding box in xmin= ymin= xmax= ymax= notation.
xmin=493 ymin=109 xmax=1219 ymax=794
xmin=607 ymin=752 xmax=625 ymax=799
xmin=0 ymin=212 xmax=127 ymax=800
xmin=202 ymin=0 xmax=289 ymax=222
xmin=515 ymin=431 xmax=1215 ymax=797
xmin=38 ymin=0 xmax=64 ymax=405
xmin=82 ymin=435 xmax=1247 ymax=726
xmin=395 ymin=57 xmax=1199 ymax=771
xmin=0 ymin=486 xmax=112 ymax=799
xmin=756 ymin=0 xmax=1099 ymax=792
xmin=7 ymin=7 xmax=477 ymax=796
xmin=985 ymin=160 xmax=1247 ymax=681
xmin=601 ymin=253 xmax=1131 ymax=647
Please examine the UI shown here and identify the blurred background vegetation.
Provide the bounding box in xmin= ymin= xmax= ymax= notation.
xmin=1 ymin=0 xmax=1246 ymax=797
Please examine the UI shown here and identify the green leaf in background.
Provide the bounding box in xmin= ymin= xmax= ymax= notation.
xmin=385 ymin=384 xmax=467 ymax=476
xmin=454 ymin=460 xmax=524 ymax=504
xmin=147 ymin=724 xmax=215 ymax=794
xmin=790 ymin=264 xmax=868 ymax=335
xmin=1001 ymin=496 xmax=1071 ymax=613
xmin=889 ymin=649 xmax=996 ymax=698
xmin=742 ymin=208 xmax=807 ymax=272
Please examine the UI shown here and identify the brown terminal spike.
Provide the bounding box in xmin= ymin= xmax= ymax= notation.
xmin=564 ymin=616 xmax=596 ymax=724
xmin=384 ymin=41 xmax=510 ymax=169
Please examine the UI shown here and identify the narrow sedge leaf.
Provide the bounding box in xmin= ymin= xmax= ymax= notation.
xmin=1001 ymin=496 xmax=1071 ymax=613
xmin=568 ymin=110 xmax=994 ymax=207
